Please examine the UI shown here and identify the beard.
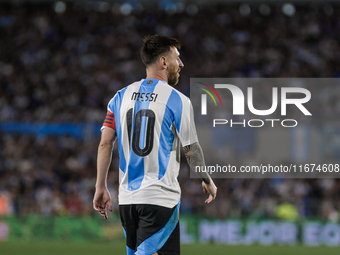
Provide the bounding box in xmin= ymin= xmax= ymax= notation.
xmin=167 ymin=66 xmax=179 ymax=86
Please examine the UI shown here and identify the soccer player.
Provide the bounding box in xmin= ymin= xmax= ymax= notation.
xmin=93 ymin=35 xmax=217 ymax=255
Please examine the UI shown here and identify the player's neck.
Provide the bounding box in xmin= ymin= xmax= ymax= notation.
xmin=145 ymin=70 xmax=168 ymax=83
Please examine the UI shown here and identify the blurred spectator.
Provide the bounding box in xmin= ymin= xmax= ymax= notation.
xmin=0 ymin=190 xmax=12 ymax=216
xmin=1 ymin=2 xmax=340 ymax=219
xmin=1 ymin=3 xmax=340 ymax=123
xmin=0 ymin=131 xmax=339 ymax=218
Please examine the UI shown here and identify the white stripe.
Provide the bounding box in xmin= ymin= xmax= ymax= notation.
xmin=140 ymin=81 xmax=174 ymax=188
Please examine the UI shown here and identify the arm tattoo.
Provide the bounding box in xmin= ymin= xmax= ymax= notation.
xmin=183 ymin=143 xmax=211 ymax=184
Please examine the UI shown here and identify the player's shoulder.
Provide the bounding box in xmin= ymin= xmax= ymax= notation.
xmin=106 ymin=81 xmax=142 ymax=113
xmin=119 ymin=81 xmax=141 ymax=95
xmin=109 ymin=81 xmax=141 ymax=102
xmin=165 ymin=83 xmax=191 ymax=103
xmin=161 ymin=84 xmax=191 ymax=114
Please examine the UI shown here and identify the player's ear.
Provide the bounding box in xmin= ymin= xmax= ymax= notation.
xmin=159 ymin=56 xmax=167 ymax=69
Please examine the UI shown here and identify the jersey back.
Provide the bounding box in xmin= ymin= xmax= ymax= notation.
xmin=102 ymin=79 xmax=198 ymax=208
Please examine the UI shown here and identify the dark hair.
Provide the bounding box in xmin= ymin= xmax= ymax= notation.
xmin=140 ymin=35 xmax=181 ymax=67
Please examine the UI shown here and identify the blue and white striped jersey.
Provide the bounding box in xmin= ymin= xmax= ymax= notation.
xmin=101 ymin=78 xmax=198 ymax=208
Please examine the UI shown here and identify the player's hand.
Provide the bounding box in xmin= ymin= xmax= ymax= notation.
xmin=93 ymin=187 xmax=112 ymax=219
xmin=202 ymin=180 xmax=217 ymax=204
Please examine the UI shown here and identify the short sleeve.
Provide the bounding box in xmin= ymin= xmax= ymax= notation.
xmin=101 ymin=96 xmax=116 ymax=131
xmin=101 ymin=110 xmax=116 ymax=131
xmin=174 ymin=97 xmax=198 ymax=147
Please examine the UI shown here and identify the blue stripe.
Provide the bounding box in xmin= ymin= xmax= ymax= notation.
xmin=136 ymin=201 xmax=180 ymax=255
xmin=139 ymin=116 xmax=147 ymax=149
xmin=110 ymin=88 xmax=128 ymax=173
xmin=122 ymin=227 xmax=135 ymax=255
xmin=158 ymin=90 xmax=182 ymax=179
xmin=158 ymin=111 xmax=174 ymax=179
xmin=158 ymin=92 xmax=181 ymax=179
xmin=168 ymin=90 xmax=183 ymax=134
xmin=126 ymin=246 xmax=135 ymax=255
xmin=128 ymin=79 xmax=157 ymax=191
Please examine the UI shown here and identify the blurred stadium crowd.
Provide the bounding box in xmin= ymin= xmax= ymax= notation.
xmin=1 ymin=2 xmax=340 ymax=220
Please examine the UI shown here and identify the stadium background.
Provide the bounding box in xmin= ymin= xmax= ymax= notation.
xmin=1 ymin=0 xmax=340 ymax=254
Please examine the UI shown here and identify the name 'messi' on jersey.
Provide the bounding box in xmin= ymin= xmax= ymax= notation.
xmin=131 ymin=92 xmax=158 ymax=102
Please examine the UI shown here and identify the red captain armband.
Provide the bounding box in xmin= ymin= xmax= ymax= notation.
xmin=102 ymin=111 xmax=116 ymax=130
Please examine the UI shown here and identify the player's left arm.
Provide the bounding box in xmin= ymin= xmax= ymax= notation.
xmin=93 ymin=128 xmax=117 ymax=219
xmin=183 ymin=142 xmax=217 ymax=204
xmin=177 ymin=97 xmax=217 ymax=203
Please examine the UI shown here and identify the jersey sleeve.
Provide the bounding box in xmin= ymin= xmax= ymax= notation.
xmin=101 ymin=97 xmax=116 ymax=131
xmin=174 ymin=96 xmax=199 ymax=147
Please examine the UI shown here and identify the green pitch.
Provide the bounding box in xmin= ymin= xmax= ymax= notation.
xmin=1 ymin=241 xmax=340 ymax=255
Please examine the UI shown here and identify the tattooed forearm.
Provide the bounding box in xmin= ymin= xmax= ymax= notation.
xmin=183 ymin=143 xmax=211 ymax=184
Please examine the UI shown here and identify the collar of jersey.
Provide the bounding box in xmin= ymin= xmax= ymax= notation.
xmin=141 ymin=78 xmax=167 ymax=85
